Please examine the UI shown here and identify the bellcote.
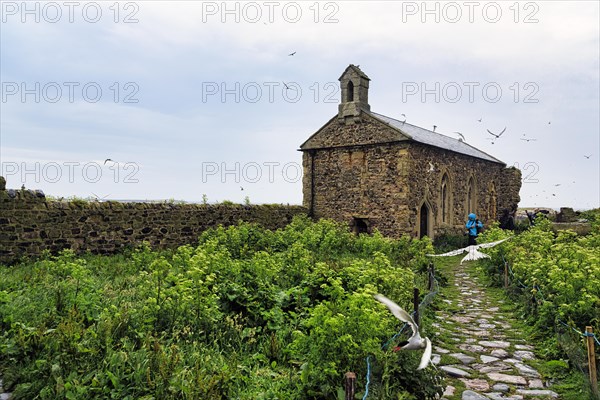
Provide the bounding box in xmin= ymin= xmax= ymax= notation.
xmin=338 ymin=64 xmax=370 ymax=121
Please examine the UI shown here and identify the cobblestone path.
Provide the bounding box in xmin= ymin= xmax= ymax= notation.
xmin=432 ymin=262 xmax=560 ymax=400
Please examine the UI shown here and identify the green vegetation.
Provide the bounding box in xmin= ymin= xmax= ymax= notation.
xmin=0 ymin=216 xmax=442 ymax=399
xmin=478 ymin=220 xmax=600 ymax=398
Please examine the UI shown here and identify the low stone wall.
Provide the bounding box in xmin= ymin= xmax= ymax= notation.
xmin=0 ymin=177 xmax=307 ymax=264
xmin=551 ymin=222 xmax=592 ymax=236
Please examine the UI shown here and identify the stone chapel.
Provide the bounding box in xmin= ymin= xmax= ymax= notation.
xmin=299 ymin=65 xmax=521 ymax=238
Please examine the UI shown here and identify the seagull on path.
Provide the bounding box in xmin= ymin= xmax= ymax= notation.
xmin=374 ymin=294 xmax=432 ymax=370
xmin=426 ymin=238 xmax=512 ymax=265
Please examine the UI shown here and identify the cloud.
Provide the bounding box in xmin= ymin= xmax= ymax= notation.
xmin=1 ymin=1 xmax=598 ymax=207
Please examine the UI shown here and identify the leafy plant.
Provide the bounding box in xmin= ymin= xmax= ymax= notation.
xmin=0 ymin=218 xmax=440 ymax=399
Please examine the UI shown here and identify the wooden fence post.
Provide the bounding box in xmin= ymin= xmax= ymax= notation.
xmin=504 ymin=262 xmax=509 ymax=289
xmin=344 ymin=372 xmax=356 ymax=400
xmin=586 ymin=326 xmax=598 ymax=397
xmin=428 ymin=263 xmax=435 ymax=291
xmin=413 ymin=288 xmax=420 ymax=327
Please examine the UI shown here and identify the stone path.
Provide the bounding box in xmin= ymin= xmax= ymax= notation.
xmin=432 ymin=262 xmax=560 ymax=400
xmin=0 ymin=377 xmax=10 ymax=400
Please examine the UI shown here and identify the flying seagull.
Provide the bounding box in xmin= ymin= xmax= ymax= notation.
xmin=288 ymin=51 xmax=296 ymax=56
xmin=104 ymin=158 xmax=114 ymax=165
xmin=520 ymin=135 xmax=537 ymax=142
xmin=454 ymin=132 xmax=465 ymax=141
xmin=374 ymin=294 xmax=432 ymax=370
xmin=487 ymin=127 xmax=507 ymax=139
xmin=428 ymin=162 xmax=435 ymax=173
xmin=427 ymin=238 xmax=512 ymax=265
xmin=478 ymin=118 xmax=482 ymax=123
xmin=584 ymin=154 xmax=592 ymax=159
xmin=91 ymin=192 xmax=111 ymax=201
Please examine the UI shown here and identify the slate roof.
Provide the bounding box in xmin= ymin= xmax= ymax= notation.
xmin=369 ymin=112 xmax=505 ymax=164
xmin=300 ymin=109 xmax=505 ymax=165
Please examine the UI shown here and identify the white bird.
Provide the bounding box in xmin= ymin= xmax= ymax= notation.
xmin=374 ymin=294 xmax=432 ymax=370
xmin=91 ymin=192 xmax=111 ymax=201
xmin=487 ymin=127 xmax=507 ymax=139
xmin=427 ymin=162 xmax=435 ymax=173
xmin=426 ymin=238 xmax=512 ymax=265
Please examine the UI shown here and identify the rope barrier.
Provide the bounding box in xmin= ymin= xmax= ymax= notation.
xmin=381 ymin=323 xmax=409 ymax=350
xmin=559 ymin=319 xmax=600 ymax=347
xmin=500 ymin=256 xmax=600 ymax=347
xmin=362 ymin=356 xmax=371 ymax=400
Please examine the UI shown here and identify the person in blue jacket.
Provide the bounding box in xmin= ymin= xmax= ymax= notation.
xmin=466 ymin=213 xmax=483 ymax=245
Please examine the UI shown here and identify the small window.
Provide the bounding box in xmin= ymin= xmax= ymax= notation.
xmin=347 ymin=81 xmax=354 ymax=102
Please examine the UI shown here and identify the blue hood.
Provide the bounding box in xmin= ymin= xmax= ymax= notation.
xmin=468 ymin=213 xmax=477 ymax=221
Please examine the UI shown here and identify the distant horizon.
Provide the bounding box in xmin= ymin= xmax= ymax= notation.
xmin=5 ymin=183 xmax=597 ymax=213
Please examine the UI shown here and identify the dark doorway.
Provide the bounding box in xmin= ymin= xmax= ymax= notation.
xmin=353 ymin=218 xmax=369 ymax=235
xmin=419 ymin=203 xmax=429 ymax=238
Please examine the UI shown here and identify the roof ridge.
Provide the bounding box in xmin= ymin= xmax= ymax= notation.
xmin=367 ymin=111 xmax=505 ymax=164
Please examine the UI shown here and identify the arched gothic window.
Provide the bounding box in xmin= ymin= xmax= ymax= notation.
xmin=467 ymin=177 xmax=476 ymax=214
xmin=441 ymin=173 xmax=451 ymax=223
xmin=347 ymin=81 xmax=354 ymax=102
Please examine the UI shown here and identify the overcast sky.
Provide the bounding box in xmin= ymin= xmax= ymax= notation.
xmin=1 ymin=0 xmax=599 ymax=210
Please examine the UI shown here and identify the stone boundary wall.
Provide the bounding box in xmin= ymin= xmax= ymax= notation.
xmin=0 ymin=177 xmax=307 ymax=264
